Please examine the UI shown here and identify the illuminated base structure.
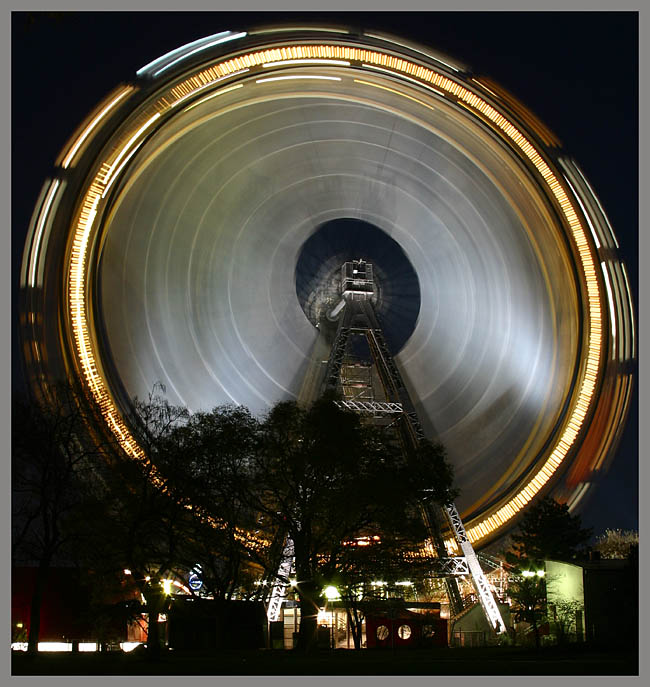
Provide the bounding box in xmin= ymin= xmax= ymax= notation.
xmin=20 ymin=25 xmax=635 ymax=589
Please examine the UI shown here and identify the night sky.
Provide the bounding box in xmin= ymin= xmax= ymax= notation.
xmin=11 ymin=11 xmax=638 ymax=538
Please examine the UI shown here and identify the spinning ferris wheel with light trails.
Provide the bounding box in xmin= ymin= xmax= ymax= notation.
xmin=20 ymin=25 xmax=635 ymax=563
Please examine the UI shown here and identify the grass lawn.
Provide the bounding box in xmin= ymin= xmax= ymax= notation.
xmin=12 ymin=645 xmax=638 ymax=676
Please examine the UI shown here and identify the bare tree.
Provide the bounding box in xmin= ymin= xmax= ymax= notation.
xmin=12 ymin=381 xmax=108 ymax=654
xmin=593 ymin=529 xmax=638 ymax=559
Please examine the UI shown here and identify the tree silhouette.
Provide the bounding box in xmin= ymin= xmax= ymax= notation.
xmin=506 ymin=497 xmax=592 ymax=569
xmin=244 ymin=396 xmax=456 ymax=652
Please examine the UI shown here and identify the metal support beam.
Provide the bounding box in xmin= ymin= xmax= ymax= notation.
xmin=444 ymin=502 xmax=506 ymax=633
xmin=267 ymin=536 xmax=295 ymax=622
xmin=334 ymin=400 xmax=403 ymax=414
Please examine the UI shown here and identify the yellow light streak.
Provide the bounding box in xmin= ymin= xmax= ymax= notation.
xmin=364 ymin=32 xmax=462 ymax=72
xmin=360 ymin=64 xmax=446 ymax=95
xmin=183 ymin=83 xmax=244 ymax=112
xmin=61 ymin=86 xmax=134 ymax=169
xmin=255 ymin=75 xmax=342 ymax=83
xmin=101 ymin=142 xmax=144 ymax=199
xmin=354 ymin=79 xmax=436 ymax=111
xmin=262 ymin=58 xmax=350 ymax=67
xmin=103 ymin=112 xmax=161 ymax=189
xmin=170 ymin=69 xmax=249 ymax=108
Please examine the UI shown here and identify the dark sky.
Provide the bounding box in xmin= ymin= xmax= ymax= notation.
xmin=11 ymin=11 xmax=638 ymax=538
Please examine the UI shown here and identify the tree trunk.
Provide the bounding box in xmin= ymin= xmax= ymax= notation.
xmin=532 ymin=617 xmax=540 ymax=650
xmin=346 ymin=605 xmax=363 ymax=650
xmin=144 ymin=588 xmax=165 ymax=659
xmin=27 ymin=556 xmax=51 ymax=655
xmin=295 ymin=579 xmax=320 ymax=653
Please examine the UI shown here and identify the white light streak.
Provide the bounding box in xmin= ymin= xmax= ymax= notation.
xmin=251 ymin=26 xmax=349 ymax=34
xmin=621 ymin=263 xmax=635 ymax=358
xmin=150 ymin=32 xmax=248 ymax=78
xmin=138 ymin=32 xmax=243 ymax=76
xmin=255 ymin=75 xmax=341 ymax=83
xmin=573 ymin=161 xmax=620 ymax=249
xmin=601 ymin=261 xmax=617 ymax=358
xmin=29 ymin=179 xmax=60 ymax=287
xmin=567 ymin=482 xmax=591 ymax=512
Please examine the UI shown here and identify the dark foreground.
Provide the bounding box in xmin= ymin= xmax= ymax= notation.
xmin=12 ymin=645 xmax=638 ymax=676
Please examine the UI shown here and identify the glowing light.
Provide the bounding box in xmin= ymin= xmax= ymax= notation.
xmin=323 ymin=585 xmax=340 ymax=600
xmin=290 ymin=579 xmax=297 ymax=587
xmin=120 ymin=642 xmax=142 ymax=652
xmin=317 ymin=608 xmax=329 ymax=624
xmin=37 ymin=642 xmax=72 ymax=652
xmin=162 ymin=579 xmax=173 ymax=595
xmin=124 ymin=568 xmax=132 ymax=575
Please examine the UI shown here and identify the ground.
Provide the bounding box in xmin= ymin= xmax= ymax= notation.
xmin=12 ymin=645 xmax=638 ymax=676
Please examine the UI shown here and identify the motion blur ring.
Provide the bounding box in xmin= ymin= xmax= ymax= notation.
xmin=20 ymin=26 xmax=635 ymax=548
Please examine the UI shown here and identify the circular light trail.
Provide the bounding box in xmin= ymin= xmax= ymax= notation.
xmin=20 ymin=26 xmax=635 ymax=549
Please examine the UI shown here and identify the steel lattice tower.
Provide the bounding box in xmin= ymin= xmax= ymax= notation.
xmin=267 ymin=260 xmax=506 ymax=634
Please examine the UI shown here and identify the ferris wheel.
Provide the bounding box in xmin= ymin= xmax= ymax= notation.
xmin=20 ymin=24 xmax=635 ymax=553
